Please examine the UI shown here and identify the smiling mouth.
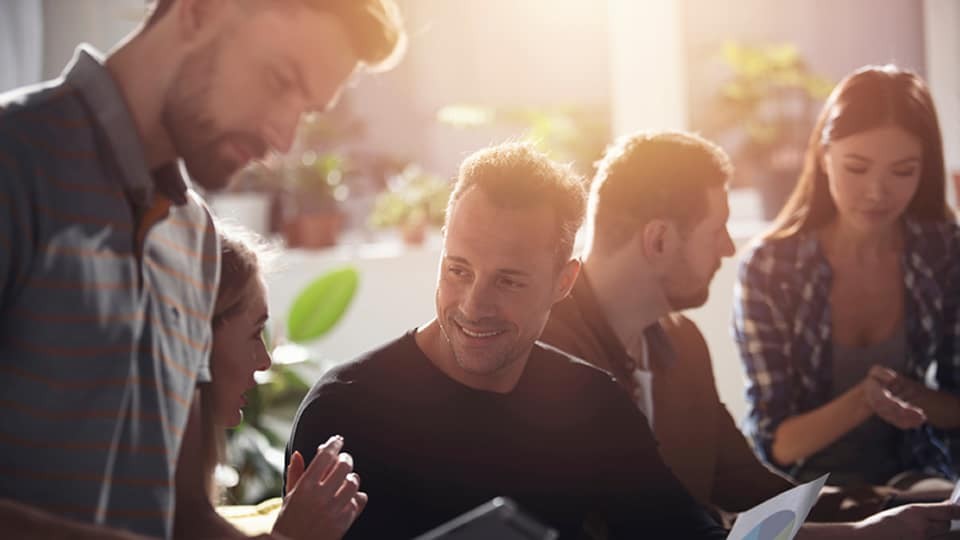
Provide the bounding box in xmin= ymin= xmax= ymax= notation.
xmin=456 ymin=322 xmax=505 ymax=339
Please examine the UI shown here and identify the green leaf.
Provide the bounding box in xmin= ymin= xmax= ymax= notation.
xmin=286 ymin=267 xmax=359 ymax=343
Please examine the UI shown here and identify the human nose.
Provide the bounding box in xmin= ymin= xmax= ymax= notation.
xmin=255 ymin=339 xmax=272 ymax=372
xmin=863 ymin=174 xmax=888 ymax=203
xmin=720 ymin=227 xmax=736 ymax=258
xmin=460 ymin=279 xmax=496 ymax=320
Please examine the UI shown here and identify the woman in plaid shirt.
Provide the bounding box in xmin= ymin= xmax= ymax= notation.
xmin=733 ymin=65 xmax=960 ymax=488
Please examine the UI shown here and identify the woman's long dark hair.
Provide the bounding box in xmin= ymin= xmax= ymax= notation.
xmin=765 ymin=65 xmax=952 ymax=240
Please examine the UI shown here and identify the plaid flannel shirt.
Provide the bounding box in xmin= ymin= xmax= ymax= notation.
xmin=732 ymin=218 xmax=960 ymax=480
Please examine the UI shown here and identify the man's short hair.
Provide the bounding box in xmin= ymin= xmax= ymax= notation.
xmin=146 ymin=0 xmax=405 ymax=71
xmin=447 ymin=142 xmax=587 ymax=266
xmin=589 ymin=131 xmax=731 ymax=254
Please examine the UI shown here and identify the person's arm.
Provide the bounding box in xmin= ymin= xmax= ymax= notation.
xmin=881 ymin=368 xmax=960 ymax=430
xmin=796 ymin=502 xmax=960 ymax=540
xmin=273 ymin=440 xmax=366 ymax=540
xmin=0 ymin=499 xmax=151 ymax=540
xmin=597 ymin=386 xmax=728 ymax=539
xmin=711 ymin=401 xmax=795 ymax=511
xmin=174 ymin=391 xmax=250 ymax=540
xmin=731 ymin=248 xmax=804 ymax=469
xmin=771 ymin=371 xmax=927 ymax=466
xmin=770 ymin=382 xmax=872 ymax=466
xmin=285 ymin=384 xmax=372 ymax=539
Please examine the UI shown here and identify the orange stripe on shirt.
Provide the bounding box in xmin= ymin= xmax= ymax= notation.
xmin=37 ymin=167 xmax=126 ymax=200
xmin=41 ymin=244 xmax=135 ymax=260
xmin=10 ymin=104 xmax=95 ymax=130
xmin=162 ymin=215 xmax=210 ymax=234
xmin=157 ymin=321 xmax=208 ymax=353
xmin=150 ymin=345 xmax=198 ymax=381
xmin=0 ymin=364 xmax=192 ymax=410
xmin=149 ymin=233 xmax=219 ymax=263
xmin=11 ymin=307 xmax=142 ymax=324
xmin=0 ymin=429 xmax=168 ymax=455
xmin=26 ymin=277 xmax=131 ymax=290
xmin=37 ymin=202 xmax=132 ymax=229
xmin=145 ymin=256 xmax=217 ymax=293
xmin=0 ymin=399 xmax=183 ymax=439
xmin=0 ymin=466 xmax=170 ymax=488
xmin=8 ymin=337 xmax=133 ymax=358
xmin=144 ymin=281 xmax=211 ymax=322
xmin=39 ymin=503 xmax=171 ymax=520
xmin=14 ymin=131 xmax=98 ymax=160
xmin=0 ymin=183 xmax=35 ymax=255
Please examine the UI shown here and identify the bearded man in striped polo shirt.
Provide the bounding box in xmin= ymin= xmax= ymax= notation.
xmin=0 ymin=1 xmax=404 ymax=538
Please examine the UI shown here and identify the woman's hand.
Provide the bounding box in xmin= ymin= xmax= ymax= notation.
xmin=851 ymin=502 xmax=960 ymax=539
xmin=273 ymin=436 xmax=368 ymax=540
xmin=862 ymin=366 xmax=927 ymax=430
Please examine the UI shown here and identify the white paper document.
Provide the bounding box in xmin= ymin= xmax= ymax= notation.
xmin=726 ymin=474 xmax=829 ymax=540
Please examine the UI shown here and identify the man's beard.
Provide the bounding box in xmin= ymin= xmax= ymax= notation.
xmin=666 ymin=286 xmax=710 ymax=311
xmin=160 ymin=40 xmax=266 ymax=191
xmin=662 ymin=264 xmax=714 ymax=311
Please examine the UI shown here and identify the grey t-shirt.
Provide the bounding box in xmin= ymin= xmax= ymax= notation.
xmin=795 ymin=325 xmax=908 ymax=485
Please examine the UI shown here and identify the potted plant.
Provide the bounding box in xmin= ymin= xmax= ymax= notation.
xmin=706 ymin=41 xmax=833 ymax=219
xmin=279 ymin=153 xmax=350 ymax=249
xmin=367 ymin=164 xmax=451 ymax=246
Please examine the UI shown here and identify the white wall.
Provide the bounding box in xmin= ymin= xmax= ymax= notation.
xmin=41 ymin=0 xmax=142 ymax=79
xmin=348 ymin=0 xmax=613 ymax=178
xmin=263 ymin=227 xmax=758 ymax=424
xmin=925 ymin=0 xmax=960 ymax=205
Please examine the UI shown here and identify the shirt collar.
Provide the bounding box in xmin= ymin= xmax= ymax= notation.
xmin=571 ymin=271 xmax=675 ymax=370
xmin=63 ymin=45 xmax=188 ymax=207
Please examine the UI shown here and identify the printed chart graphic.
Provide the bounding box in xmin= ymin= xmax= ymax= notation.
xmin=740 ymin=510 xmax=796 ymax=540
xmin=726 ymin=474 xmax=827 ymax=540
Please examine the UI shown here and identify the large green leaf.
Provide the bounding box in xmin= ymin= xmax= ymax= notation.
xmin=286 ymin=266 xmax=359 ymax=343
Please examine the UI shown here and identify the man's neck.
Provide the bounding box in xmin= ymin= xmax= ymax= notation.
xmin=104 ymin=27 xmax=179 ymax=170
xmin=582 ymin=254 xmax=669 ymax=353
xmin=414 ymin=320 xmax=528 ymax=394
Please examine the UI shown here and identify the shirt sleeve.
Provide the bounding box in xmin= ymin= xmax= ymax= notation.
xmin=731 ymin=245 xmax=796 ymax=467
xmin=597 ymin=385 xmax=729 ymax=539
xmin=711 ymin=400 xmax=795 ymax=512
xmin=937 ymin=225 xmax=960 ymax=394
xmin=0 ymin=149 xmax=34 ymax=311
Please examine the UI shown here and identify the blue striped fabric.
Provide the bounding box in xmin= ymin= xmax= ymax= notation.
xmin=732 ymin=218 xmax=960 ymax=481
xmin=0 ymin=46 xmax=219 ymax=538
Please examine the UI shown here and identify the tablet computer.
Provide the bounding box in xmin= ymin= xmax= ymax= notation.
xmin=412 ymin=497 xmax=558 ymax=540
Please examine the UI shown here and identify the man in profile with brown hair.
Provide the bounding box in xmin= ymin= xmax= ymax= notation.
xmin=0 ymin=1 xmax=403 ymax=538
xmin=540 ymin=130 xmax=960 ymax=539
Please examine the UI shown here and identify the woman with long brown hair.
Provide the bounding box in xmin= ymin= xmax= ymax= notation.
xmin=180 ymin=227 xmax=367 ymax=539
xmin=733 ymin=65 xmax=960 ymax=487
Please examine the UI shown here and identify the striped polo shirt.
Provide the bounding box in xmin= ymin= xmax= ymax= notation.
xmin=0 ymin=45 xmax=219 ymax=538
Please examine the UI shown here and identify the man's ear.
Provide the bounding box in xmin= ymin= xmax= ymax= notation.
xmin=174 ymin=0 xmax=232 ymax=44
xmin=554 ymin=258 xmax=581 ymax=303
xmin=640 ymin=219 xmax=670 ymax=258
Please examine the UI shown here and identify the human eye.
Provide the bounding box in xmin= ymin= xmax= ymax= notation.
xmin=447 ymin=265 xmax=470 ymax=279
xmin=843 ymin=163 xmax=868 ymax=175
xmin=891 ymin=167 xmax=918 ymax=178
xmin=498 ymin=276 xmax=526 ymax=290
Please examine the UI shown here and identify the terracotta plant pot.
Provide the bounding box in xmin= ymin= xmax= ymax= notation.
xmin=283 ymin=211 xmax=344 ymax=249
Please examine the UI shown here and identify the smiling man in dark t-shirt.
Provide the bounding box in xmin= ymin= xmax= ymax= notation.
xmin=286 ymin=142 xmax=727 ymax=539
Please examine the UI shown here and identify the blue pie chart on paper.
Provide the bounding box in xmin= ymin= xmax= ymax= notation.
xmin=740 ymin=510 xmax=796 ymax=540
